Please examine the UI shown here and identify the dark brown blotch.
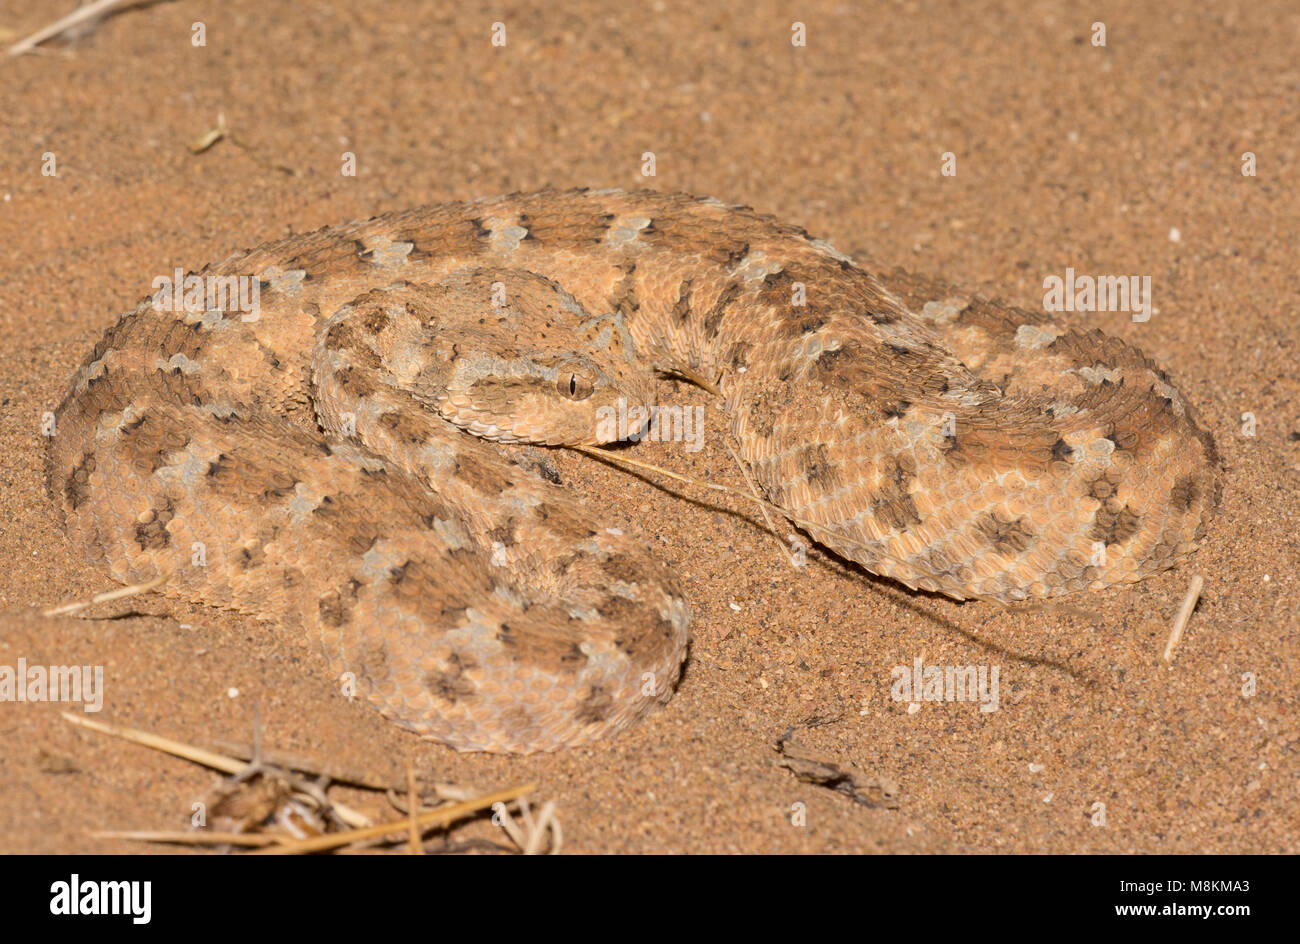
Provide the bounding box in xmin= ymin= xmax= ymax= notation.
xmin=488 ymin=517 xmax=518 ymax=548
xmin=1169 ymin=473 xmax=1202 ymax=513
xmin=725 ymin=341 xmax=752 ymax=370
xmin=813 ymin=345 xmax=850 ymax=376
xmin=333 ymin=365 xmax=379 ymax=399
xmin=118 ymin=413 xmax=190 ymax=476
xmin=236 ymin=543 xmax=265 ymax=570
xmin=742 ymin=391 xmax=781 ymax=440
xmin=355 ymin=638 xmax=391 ymax=681
xmin=323 ymin=319 xmax=357 ymax=352
xmin=531 ymin=502 xmax=598 ymax=541
xmin=311 ymin=493 xmax=383 ymax=555
xmin=495 ymin=621 xmax=589 ymax=674
xmin=423 ymin=652 xmax=478 ymax=704
xmin=318 ymin=578 xmax=361 ymax=628
xmin=608 ymin=266 xmax=639 ymax=317
xmin=1086 ymin=470 xmax=1123 ymax=502
xmin=361 ymin=308 xmax=391 ymax=334
xmin=799 ymin=443 xmax=839 ymax=489
xmin=976 ymin=512 xmax=1034 ymax=555
xmin=134 ymin=498 xmax=176 ymax=551
xmin=378 ymin=410 xmax=430 ymax=446
xmin=1089 ymin=502 xmax=1142 ymax=547
xmin=575 ymin=685 xmax=615 ymax=724
xmin=795 ymin=312 xmax=827 ymax=335
xmin=1105 ymin=424 xmax=1139 ymax=452
xmin=63 ymin=451 xmax=97 ymax=511
xmin=873 ymin=454 xmax=921 ymax=531
xmin=702 ymin=282 xmax=742 ymax=338
xmin=672 ymin=279 xmax=693 ymax=322
xmin=453 ymin=451 xmax=514 ymax=496
xmin=603 ymin=596 xmax=675 ymax=657
xmin=721 ymin=243 xmax=750 ymax=268
xmin=599 ymin=552 xmax=644 ymax=583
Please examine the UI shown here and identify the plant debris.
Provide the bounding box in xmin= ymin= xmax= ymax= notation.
xmin=775 ymin=729 xmax=901 ymax=809
xmin=63 ymin=711 xmax=560 ymax=853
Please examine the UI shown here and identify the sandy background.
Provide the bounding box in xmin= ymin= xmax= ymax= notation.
xmin=0 ymin=0 xmax=1295 ymax=853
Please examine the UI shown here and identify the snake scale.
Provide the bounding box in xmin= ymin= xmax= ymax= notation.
xmin=45 ymin=189 xmax=1220 ymax=753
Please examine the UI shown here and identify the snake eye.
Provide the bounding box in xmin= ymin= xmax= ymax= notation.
xmin=557 ymin=363 xmax=596 ymax=401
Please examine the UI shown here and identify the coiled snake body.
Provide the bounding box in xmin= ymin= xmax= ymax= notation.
xmin=46 ymin=190 xmax=1220 ymax=752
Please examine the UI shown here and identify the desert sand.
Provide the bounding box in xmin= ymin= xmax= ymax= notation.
xmin=0 ymin=0 xmax=1295 ymax=853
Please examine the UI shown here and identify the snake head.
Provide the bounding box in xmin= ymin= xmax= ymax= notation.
xmin=436 ymin=349 xmax=654 ymax=445
xmin=426 ymin=271 xmax=656 ymax=446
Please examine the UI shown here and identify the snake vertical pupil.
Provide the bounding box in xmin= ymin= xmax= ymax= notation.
xmin=557 ymin=367 xmax=594 ymax=400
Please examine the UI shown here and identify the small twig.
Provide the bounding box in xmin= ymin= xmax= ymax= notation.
xmin=573 ymin=443 xmax=832 ymax=544
xmin=572 ymin=443 xmax=1010 ymax=605
xmin=228 ymin=130 xmax=301 ymax=176
xmin=213 ymin=739 xmax=403 ymax=793
xmin=406 ymin=764 xmax=422 ymax=855
xmin=64 ymin=711 xmax=371 ymax=829
xmin=42 ymin=572 xmax=169 ymax=617
xmin=90 ymin=830 xmax=284 ymax=847
xmin=491 ymin=795 xmax=562 ymax=854
xmin=230 ymin=703 xmax=266 ymax=786
xmin=493 ymin=798 xmax=527 ymax=849
xmin=1162 ymin=575 xmax=1204 ymax=664
xmin=187 ymin=112 xmax=228 ymax=154
xmin=229 ymin=708 xmax=369 ymax=829
xmin=573 ymin=444 xmax=740 ymax=498
xmin=249 ymin=783 xmax=536 ymax=855
xmin=386 ymin=782 xmax=474 ymax=811
xmin=6 ymin=0 xmax=136 ymax=57
xmin=62 ymin=711 xmax=246 ymax=774
xmin=670 ymin=365 xmax=722 ymax=395
xmin=185 ymin=111 xmax=300 ymax=175
xmin=573 ymin=443 xmax=850 ymax=547
xmin=524 ymin=801 xmax=560 ymax=855
xmin=725 ymin=440 xmax=783 ymax=549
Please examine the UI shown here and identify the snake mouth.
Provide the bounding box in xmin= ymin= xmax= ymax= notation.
xmin=588 ymin=397 xmax=659 ymax=446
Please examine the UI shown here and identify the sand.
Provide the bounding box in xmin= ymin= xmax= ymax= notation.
xmin=0 ymin=0 xmax=1295 ymax=853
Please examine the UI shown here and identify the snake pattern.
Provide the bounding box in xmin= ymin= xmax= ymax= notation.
xmin=45 ymin=189 xmax=1221 ymax=752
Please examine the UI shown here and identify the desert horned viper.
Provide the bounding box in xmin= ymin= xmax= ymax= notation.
xmin=46 ymin=190 xmax=1220 ymax=752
